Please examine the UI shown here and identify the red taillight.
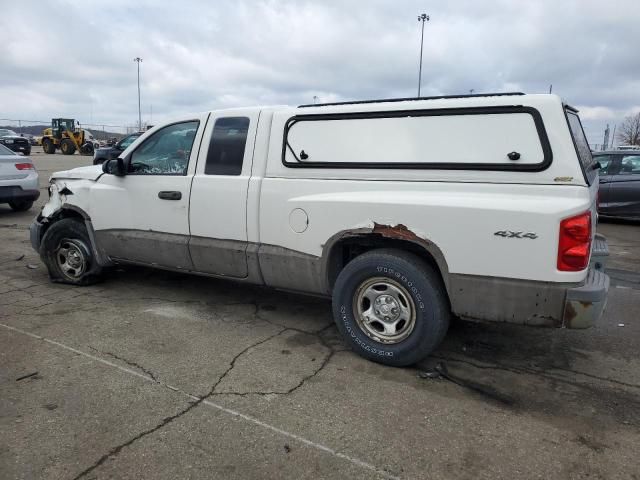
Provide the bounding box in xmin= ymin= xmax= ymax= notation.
xmin=558 ymin=211 xmax=592 ymax=271
xmin=15 ymin=163 xmax=35 ymax=170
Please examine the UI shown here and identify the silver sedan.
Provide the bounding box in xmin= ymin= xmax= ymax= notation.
xmin=0 ymin=143 xmax=39 ymax=211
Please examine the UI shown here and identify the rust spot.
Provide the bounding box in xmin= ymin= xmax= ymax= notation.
xmin=372 ymin=223 xmax=422 ymax=243
xmin=563 ymin=301 xmax=577 ymax=327
xmin=579 ymin=301 xmax=593 ymax=308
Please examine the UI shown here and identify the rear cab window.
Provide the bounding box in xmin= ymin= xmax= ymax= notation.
xmin=565 ymin=107 xmax=597 ymax=184
xmin=204 ymin=117 xmax=250 ymax=175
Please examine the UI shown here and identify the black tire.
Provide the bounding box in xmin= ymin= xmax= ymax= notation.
xmin=81 ymin=143 xmax=94 ymax=155
xmin=24 ymin=148 xmax=31 ymax=156
xmin=42 ymin=138 xmax=56 ymax=154
xmin=40 ymin=218 xmax=103 ymax=285
xmin=332 ymin=248 xmax=450 ymax=367
xmin=8 ymin=199 xmax=33 ymax=211
xmin=60 ymin=139 xmax=76 ymax=155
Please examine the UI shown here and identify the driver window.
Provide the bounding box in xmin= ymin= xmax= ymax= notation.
xmin=128 ymin=121 xmax=199 ymax=175
xmin=594 ymin=155 xmax=611 ymax=174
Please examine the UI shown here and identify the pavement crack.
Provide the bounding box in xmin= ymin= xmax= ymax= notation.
xmin=210 ymin=314 xmax=340 ymax=397
xmin=207 ymin=328 xmax=287 ymax=395
xmin=212 ymin=348 xmax=335 ymax=397
xmin=71 ymin=398 xmax=202 ymax=480
xmin=88 ymin=347 xmax=159 ymax=382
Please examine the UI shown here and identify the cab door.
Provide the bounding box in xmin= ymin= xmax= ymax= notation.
xmin=188 ymin=110 xmax=259 ymax=277
xmin=605 ymin=154 xmax=640 ymax=217
xmin=90 ymin=117 xmax=208 ymax=269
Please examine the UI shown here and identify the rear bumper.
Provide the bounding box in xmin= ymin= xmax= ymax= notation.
xmin=0 ymin=186 xmax=40 ymax=203
xmin=591 ymin=233 xmax=609 ymax=271
xmin=449 ymin=236 xmax=610 ymax=329
xmin=562 ymin=267 xmax=609 ymax=329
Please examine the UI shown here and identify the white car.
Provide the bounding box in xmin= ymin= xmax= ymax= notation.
xmin=0 ymin=143 xmax=39 ymax=211
xmin=30 ymin=93 xmax=609 ymax=366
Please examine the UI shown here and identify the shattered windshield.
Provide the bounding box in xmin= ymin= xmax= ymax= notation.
xmin=128 ymin=121 xmax=199 ymax=175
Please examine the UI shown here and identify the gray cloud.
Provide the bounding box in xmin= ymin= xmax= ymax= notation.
xmin=1 ymin=0 xmax=638 ymax=143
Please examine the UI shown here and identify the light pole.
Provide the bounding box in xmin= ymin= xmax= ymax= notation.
xmin=417 ymin=13 xmax=430 ymax=97
xmin=133 ymin=57 xmax=143 ymax=131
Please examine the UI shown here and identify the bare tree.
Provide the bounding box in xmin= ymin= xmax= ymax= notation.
xmin=618 ymin=112 xmax=640 ymax=146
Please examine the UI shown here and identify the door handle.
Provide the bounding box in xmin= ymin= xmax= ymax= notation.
xmin=158 ymin=191 xmax=182 ymax=200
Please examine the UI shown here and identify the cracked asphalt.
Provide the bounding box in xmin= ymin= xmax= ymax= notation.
xmin=2 ymin=149 xmax=640 ymax=479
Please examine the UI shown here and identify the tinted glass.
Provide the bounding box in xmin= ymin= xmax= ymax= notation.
xmin=593 ymin=154 xmax=612 ymax=174
xmin=129 ymin=121 xmax=199 ymax=175
xmin=204 ymin=117 xmax=250 ymax=175
xmin=618 ymin=155 xmax=640 ymax=175
xmin=566 ymin=111 xmax=596 ymax=184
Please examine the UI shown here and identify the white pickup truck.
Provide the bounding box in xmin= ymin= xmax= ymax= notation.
xmin=31 ymin=93 xmax=609 ymax=366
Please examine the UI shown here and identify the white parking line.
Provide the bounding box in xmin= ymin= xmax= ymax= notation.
xmin=0 ymin=322 xmax=399 ymax=480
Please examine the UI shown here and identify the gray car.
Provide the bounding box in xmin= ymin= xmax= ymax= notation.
xmin=594 ymin=150 xmax=640 ymax=220
xmin=0 ymin=143 xmax=39 ymax=211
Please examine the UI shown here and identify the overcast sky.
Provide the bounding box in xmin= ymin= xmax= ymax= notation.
xmin=1 ymin=0 xmax=639 ymax=144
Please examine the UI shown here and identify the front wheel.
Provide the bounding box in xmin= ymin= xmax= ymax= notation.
xmin=42 ymin=138 xmax=56 ymax=154
xmin=40 ymin=218 xmax=103 ymax=285
xmin=60 ymin=139 xmax=76 ymax=155
xmin=332 ymin=249 xmax=450 ymax=367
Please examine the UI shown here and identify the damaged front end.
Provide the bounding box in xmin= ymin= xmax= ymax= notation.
xmin=30 ymin=182 xmax=69 ymax=253
xmin=30 ymin=167 xmax=101 ymax=253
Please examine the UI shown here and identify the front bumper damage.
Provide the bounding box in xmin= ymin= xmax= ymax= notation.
xmin=29 ymin=217 xmax=43 ymax=253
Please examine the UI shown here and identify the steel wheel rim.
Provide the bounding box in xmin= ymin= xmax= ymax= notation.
xmin=56 ymin=239 xmax=88 ymax=279
xmin=353 ymin=277 xmax=417 ymax=344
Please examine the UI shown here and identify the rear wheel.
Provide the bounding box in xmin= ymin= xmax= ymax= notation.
xmin=8 ymin=200 xmax=33 ymax=211
xmin=42 ymin=138 xmax=56 ymax=154
xmin=60 ymin=139 xmax=76 ymax=155
xmin=40 ymin=218 xmax=103 ymax=285
xmin=332 ymin=248 xmax=450 ymax=366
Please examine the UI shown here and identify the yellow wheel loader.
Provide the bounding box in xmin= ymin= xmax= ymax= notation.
xmin=41 ymin=118 xmax=95 ymax=155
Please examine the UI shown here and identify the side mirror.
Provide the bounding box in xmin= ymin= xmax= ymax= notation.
xmin=102 ymin=157 xmax=126 ymax=176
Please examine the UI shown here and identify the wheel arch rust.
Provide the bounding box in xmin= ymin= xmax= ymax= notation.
xmin=322 ymin=223 xmax=451 ymax=296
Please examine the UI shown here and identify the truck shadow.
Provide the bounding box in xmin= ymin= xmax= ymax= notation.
xmin=106 ymin=265 xmax=640 ymax=439
xmin=421 ymin=318 xmax=640 ymax=439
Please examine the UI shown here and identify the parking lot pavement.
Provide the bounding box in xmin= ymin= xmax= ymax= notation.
xmin=1 ymin=149 xmax=640 ymax=479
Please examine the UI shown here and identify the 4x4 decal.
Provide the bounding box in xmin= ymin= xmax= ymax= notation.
xmin=494 ymin=230 xmax=538 ymax=239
